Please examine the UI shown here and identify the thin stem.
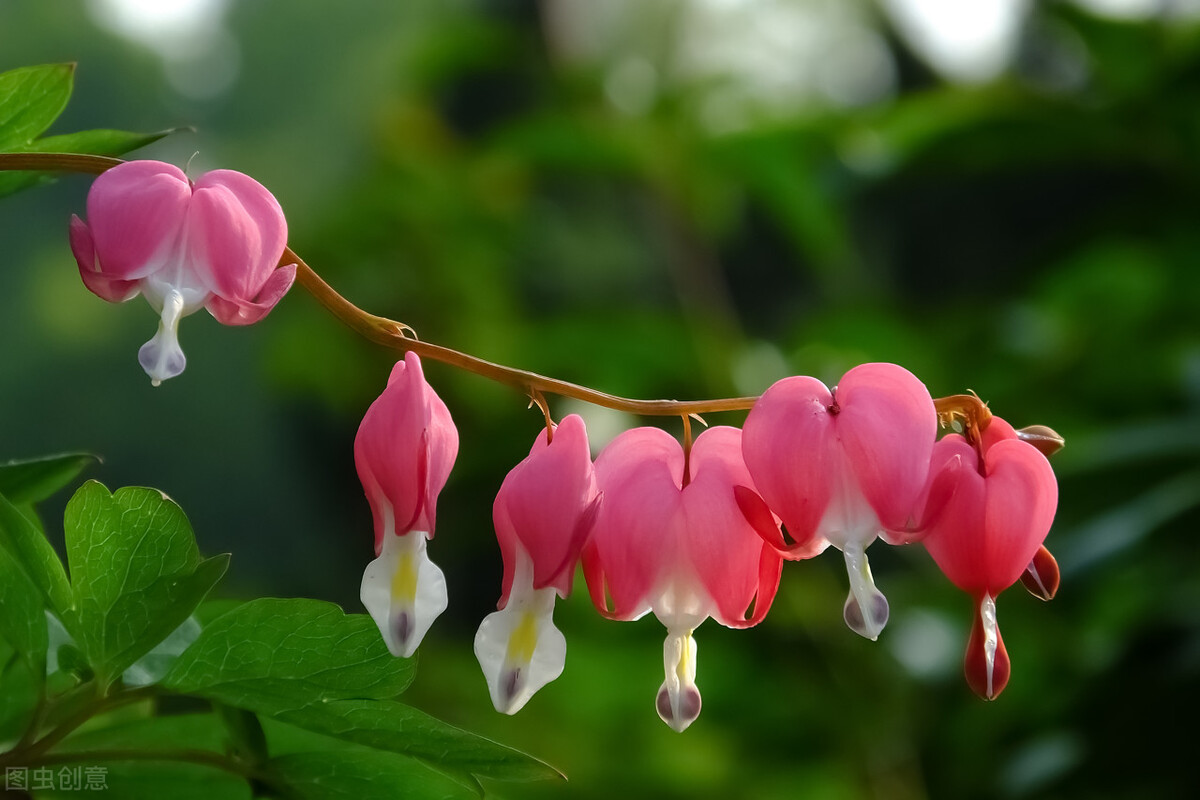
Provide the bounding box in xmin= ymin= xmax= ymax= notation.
xmin=18 ymin=686 xmax=158 ymax=763
xmin=288 ymin=248 xmax=760 ymax=416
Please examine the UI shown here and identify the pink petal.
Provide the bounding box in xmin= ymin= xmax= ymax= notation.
xmin=681 ymin=426 xmax=780 ymax=627
xmin=205 ymin=262 xmax=296 ymax=325
xmin=834 ymin=363 xmax=937 ymax=534
xmin=354 ymin=352 xmax=458 ymax=551
xmin=981 ymin=439 xmax=1057 ymax=593
xmin=187 ymin=169 xmax=288 ymax=302
xmin=920 ymin=435 xmax=988 ymax=594
xmin=584 ymin=427 xmax=683 ymax=620
xmin=494 ymin=414 xmax=598 ymax=603
xmin=741 ymin=375 xmax=837 ymax=552
xmin=70 ymin=215 xmax=140 ymax=302
xmin=82 ymin=160 xmax=191 ymax=281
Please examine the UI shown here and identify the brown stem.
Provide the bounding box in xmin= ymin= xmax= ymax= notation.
xmin=287 ymin=248 xmax=760 ymax=416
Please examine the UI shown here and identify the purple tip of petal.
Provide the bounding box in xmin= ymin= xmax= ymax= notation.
xmin=656 ymin=684 xmax=702 ymax=733
xmin=843 ymin=589 xmax=889 ymax=639
xmin=502 ymin=667 xmax=523 ymax=706
xmin=393 ymin=610 xmax=412 ymax=650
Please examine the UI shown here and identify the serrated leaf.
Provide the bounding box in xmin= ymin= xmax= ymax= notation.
xmin=0 ymin=491 xmax=73 ymax=619
xmin=0 ymin=453 xmax=97 ymax=505
xmin=163 ymin=598 xmax=416 ymax=702
xmin=0 ymin=542 xmax=48 ymax=675
xmin=270 ymin=698 xmax=561 ymax=786
xmin=267 ymin=749 xmax=477 ymax=800
xmin=0 ymin=63 xmax=73 ymax=151
xmin=63 ymin=482 xmax=228 ymax=686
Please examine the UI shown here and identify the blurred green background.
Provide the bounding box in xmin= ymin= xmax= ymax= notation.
xmin=3 ymin=1 xmax=1199 ymax=797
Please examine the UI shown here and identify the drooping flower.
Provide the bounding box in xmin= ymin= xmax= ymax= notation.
xmin=582 ymin=425 xmax=782 ymax=732
xmin=920 ymin=416 xmax=1058 ymax=700
xmin=69 ymin=160 xmax=296 ymax=385
xmin=739 ymin=363 xmax=938 ymax=640
xmin=474 ymin=414 xmax=601 ymax=714
xmin=356 ymin=351 xmax=458 ymax=658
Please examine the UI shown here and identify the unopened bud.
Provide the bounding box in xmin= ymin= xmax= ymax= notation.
xmin=1019 ymin=545 xmax=1060 ymax=601
xmin=1017 ymin=425 xmax=1065 ymax=458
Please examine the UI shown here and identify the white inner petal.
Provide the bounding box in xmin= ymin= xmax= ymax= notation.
xmin=980 ymin=592 xmax=999 ymax=699
xmin=361 ymin=530 xmax=447 ymax=658
xmin=656 ymin=629 xmax=702 ymax=733
xmin=474 ymin=572 xmax=565 ymax=715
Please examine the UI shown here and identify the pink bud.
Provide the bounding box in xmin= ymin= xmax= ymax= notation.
xmin=69 ymin=160 xmax=296 ymax=384
xmin=356 ymin=352 xmax=459 ymax=658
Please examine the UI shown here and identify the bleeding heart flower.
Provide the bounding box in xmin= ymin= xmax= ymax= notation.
xmin=740 ymin=362 xmax=937 ymax=640
xmin=921 ymin=417 xmax=1058 ymax=699
xmin=356 ymin=351 xmax=458 ymax=658
xmin=474 ymin=414 xmax=601 ymax=715
xmin=69 ymin=160 xmax=296 ymax=385
xmin=582 ymin=425 xmax=782 ymax=732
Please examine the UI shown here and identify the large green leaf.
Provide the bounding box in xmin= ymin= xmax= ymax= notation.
xmin=162 ymin=598 xmax=416 ymax=703
xmin=52 ymin=713 xmax=228 ymax=755
xmin=267 ymin=749 xmax=478 ymax=800
xmin=0 ymin=63 xmax=73 ymax=150
xmin=269 ymin=698 xmax=563 ymax=785
xmin=0 ymin=543 xmax=48 ymax=675
xmin=31 ymin=761 xmax=251 ymax=800
xmin=63 ymin=482 xmax=228 ymax=686
xmin=0 ymin=491 xmax=73 ymax=618
xmin=0 ymin=453 xmax=97 ymax=505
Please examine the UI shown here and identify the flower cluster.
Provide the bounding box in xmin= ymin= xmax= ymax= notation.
xmin=71 ymin=160 xmax=1062 ymax=730
xmin=353 ymin=357 xmax=1061 ymax=728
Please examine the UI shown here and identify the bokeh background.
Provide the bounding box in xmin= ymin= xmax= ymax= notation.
xmin=3 ymin=1 xmax=1199 ymax=798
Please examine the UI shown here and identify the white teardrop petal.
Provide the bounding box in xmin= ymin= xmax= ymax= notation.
xmin=474 ymin=583 xmax=565 ymax=715
xmin=361 ymin=531 xmax=447 ymax=658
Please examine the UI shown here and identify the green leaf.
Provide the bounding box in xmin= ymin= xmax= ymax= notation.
xmin=0 ymin=640 xmax=39 ymax=749
xmin=0 ymin=491 xmax=73 ymax=618
xmin=0 ymin=543 xmax=48 ymax=675
xmin=19 ymin=127 xmax=177 ymax=156
xmin=64 ymin=482 xmax=228 ymax=686
xmin=0 ymin=63 xmax=73 ymax=151
xmin=214 ymin=703 xmax=268 ymax=766
xmin=269 ymin=698 xmax=562 ymax=786
xmin=30 ymin=761 xmax=251 ymax=800
xmin=163 ymin=598 xmax=416 ymax=703
xmin=267 ymin=749 xmax=478 ymax=800
xmin=162 ymin=598 xmax=556 ymax=786
xmin=53 ymin=713 xmax=228 ymax=755
xmin=0 ymin=453 xmax=97 ymax=505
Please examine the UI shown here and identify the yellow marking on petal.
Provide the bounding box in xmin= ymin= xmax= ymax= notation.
xmin=676 ymin=631 xmax=693 ymax=682
xmin=391 ymin=552 xmax=417 ymax=604
xmin=505 ymin=611 xmax=539 ymax=665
